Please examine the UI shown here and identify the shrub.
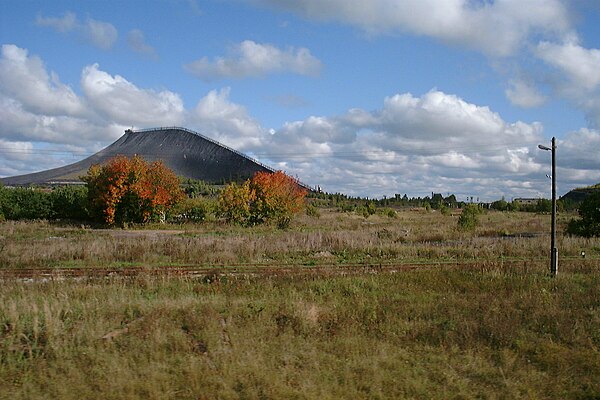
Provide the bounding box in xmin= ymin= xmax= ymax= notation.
xmin=218 ymin=171 xmax=307 ymax=227
xmin=491 ymin=199 xmax=509 ymax=211
xmin=217 ymin=181 xmax=255 ymax=225
xmin=566 ymin=191 xmax=600 ymax=237
xmin=49 ymin=186 xmax=89 ymax=220
xmin=536 ymin=199 xmax=552 ymax=213
xmin=440 ymin=204 xmax=450 ymax=216
xmin=384 ymin=208 xmax=397 ymax=218
xmin=306 ymin=204 xmax=321 ymax=218
xmin=1 ymin=187 xmax=53 ymax=220
xmin=83 ymin=155 xmax=184 ymax=225
xmin=458 ymin=204 xmax=482 ymax=230
xmin=169 ymin=197 xmax=215 ymax=222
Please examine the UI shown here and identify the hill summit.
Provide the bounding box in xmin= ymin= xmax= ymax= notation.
xmin=1 ymin=127 xmax=274 ymax=186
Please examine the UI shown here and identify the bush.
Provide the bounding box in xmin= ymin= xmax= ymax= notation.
xmin=0 ymin=184 xmax=89 ymax=221
xmin=440 ymin=204 xmax=450 ymax=216
xmin=306 ymin=204 xmax=321 ymax=218
xmin=536 ymin=199 xmax=552 ymax=213
xmin=566 ymin=192 xmax=600 ymax=237
xmin=384 ymin=208 xmax=397 ymax=218
xmin=491 ymin=199 xmax=509 ymax=211
xmin=217 ymin=181 xmax=255 ymax=225
xmin=169 ymin=197 xmax=215 ymax=222
xmin=49 ymin=186 xmax=89 ymax=220
xmin=1 ymin=187 xmax=53 ymax=220
xmin=218 ymin=171 xmax=307 ymax=227
xmin=83 ymin=155 xmax=184 ymax=225
xmin=458 ymin=204 xmax=482 ymax=230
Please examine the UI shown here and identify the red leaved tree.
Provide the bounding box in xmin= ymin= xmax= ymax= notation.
xmin=83 ymin=155 xmax=184 ymax=225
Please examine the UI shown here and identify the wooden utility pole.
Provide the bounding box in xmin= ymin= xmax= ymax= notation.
xmin=550 ymin=137 xmax=558 ymax=276
xmin=539 ymin=137 xmax=558 ymax=276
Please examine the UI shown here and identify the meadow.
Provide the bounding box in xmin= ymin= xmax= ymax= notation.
xmin=1 ymin=208 xmax=599 ymax=399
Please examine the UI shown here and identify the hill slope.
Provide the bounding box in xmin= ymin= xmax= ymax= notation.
xmin=1 ymin=127 xmax=274 ymax=186
xmin=561 ymin=183 xmax=600 ymax=203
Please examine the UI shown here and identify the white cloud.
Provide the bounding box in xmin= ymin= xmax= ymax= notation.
xmin=81 ymin=63 xmax=184 ymax=126
xmin=0 ymin=139 xmax=33 ymax=162
xmin=536 ymin=40 xmax=600 ymax=90
xmin=2 ymin=44 xmax=598 ymax=200
xmin=0 ymin=45 xmax=179 ymax=172
xmin=188 ymin=88 xmax=265 ymax=149
xmin=533 ymin=40 xmax=600 ymax=128
xmin=260 ymin=90 xmax=547 ymax=198
xmin=35 ymin=12 xmax=118 ymax=50
xmin=506 ymin=79 xmax=547 ymax=108
xmin=252 ymin=0 xmax=571 ymax=57
xmin=558 ymin=128 xmax=600 ymax=171
xmin=127 ymin=29 xmax=158 ymax=59
xmin=184 ymin=40 xmax=322 ymax=80
xmin=84 ymin=18 xmax=118 ymax=50
xmin=0 ymin=44 xmax=85 ymax=117
xmin=35 ymin=11 xmax=77 ymax=33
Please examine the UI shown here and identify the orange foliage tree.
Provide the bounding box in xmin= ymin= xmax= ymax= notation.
xmin=83 ymin=155 xmax=184 ymax=225
xmin=218 ymin=170 xmax=307 ymax=227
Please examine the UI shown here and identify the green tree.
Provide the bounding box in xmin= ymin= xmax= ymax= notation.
xmin=491 ymin=199 xmax=509 ymax=211
xmin=2 ymin=188 xmax=54 ymax=220
xmin=49 ymin=186 xmax=89 ymax=220
xmin=566 ymin=192 xmax=600 ymax=237
xmin=458 ymin=204 xmax=482 ymax=230
xmin=536 ymin=199 xmax=552 ymax=213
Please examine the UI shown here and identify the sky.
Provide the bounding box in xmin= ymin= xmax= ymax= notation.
xmin=1 ymin=0 xmax=600 ymax=200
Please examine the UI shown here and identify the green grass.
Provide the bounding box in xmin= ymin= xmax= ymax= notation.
xmin=1 ymin=269 xmax=599 ymax=399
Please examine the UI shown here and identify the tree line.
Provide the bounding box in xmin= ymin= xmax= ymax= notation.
xmin=0 ymin=155 xmax=597 ymax=236
xmin=0 ymin=155 xmax=307 ymax=228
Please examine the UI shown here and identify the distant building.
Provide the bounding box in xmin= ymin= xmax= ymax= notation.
xmin=513 ymin=198 xmax=540 ymax=206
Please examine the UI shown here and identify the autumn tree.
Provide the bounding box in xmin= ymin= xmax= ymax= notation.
xmin=217 ymin=180 xmax=256 ymax=226
xmin=83 ymin=155 xmax=184 ymax=225
xmin=218 ymin=171 xmax=307 ymax=227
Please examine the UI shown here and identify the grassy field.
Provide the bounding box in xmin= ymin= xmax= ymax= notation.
xmin=1 ymin=208 xmax=599 ymax=399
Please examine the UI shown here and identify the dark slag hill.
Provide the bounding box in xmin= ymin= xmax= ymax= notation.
xmin=1 ymin=127 xmax=274 ymax=186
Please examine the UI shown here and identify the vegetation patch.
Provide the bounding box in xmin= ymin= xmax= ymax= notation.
xmin=0 ymin=270 xmax=598 ymax=399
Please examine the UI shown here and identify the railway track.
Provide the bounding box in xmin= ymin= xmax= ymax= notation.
xmin=0 ymin=258 xmax=554 ymax=280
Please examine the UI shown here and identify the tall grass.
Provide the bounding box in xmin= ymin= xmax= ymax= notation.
xmin=1 ymin=269 xmax=599 ymax=399
xmin=1 ymin=210 xmax=598 ymax=398
xmin=0 ymin=210 xmax=596 ymax=270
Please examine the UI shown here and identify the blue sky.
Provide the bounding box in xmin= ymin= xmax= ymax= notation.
xmin=1 ymin=0 xmax=600 ymax=200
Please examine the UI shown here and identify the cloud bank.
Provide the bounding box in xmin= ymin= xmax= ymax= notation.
xmin=251 ymin=0 xmax=571 ymax=57
xmin=2 ymin=43 xmax=599 ymax=199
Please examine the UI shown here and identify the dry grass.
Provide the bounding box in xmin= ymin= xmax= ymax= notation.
xmin=0 ymin=209 xmax=599 ymax=399
xmin=1 ymin=270 xmax=599 ymax=399
xmin=0 ymin=209 xmax=596 ymax=270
